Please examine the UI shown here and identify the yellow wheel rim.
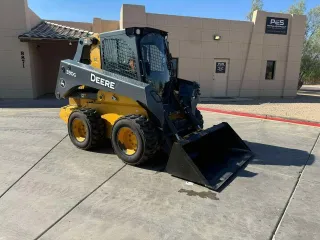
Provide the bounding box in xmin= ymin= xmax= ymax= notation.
xmin=71 ymin=118 xmax=87 ymax=142
xmin=117 ymin=127 xmax=138 ymax=156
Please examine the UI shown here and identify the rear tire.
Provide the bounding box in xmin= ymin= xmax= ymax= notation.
xmin=68 ymin=109 xmax=105 ymax=150
xmin=111 ymin=115 xmax=158 ymax=166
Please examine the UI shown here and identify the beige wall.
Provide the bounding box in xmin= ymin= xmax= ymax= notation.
xmin=241 ymin=11 xmax=306 ymax=97
xmin=28 ymin=8 xmax=41 ymax=28
xmin=0 ymin=0 xmax=36 ymax=98
xmin=26 ymin=7 xmax=43 ymax=97
xmin=47 ymin=20 xmax=93 ymax=32
xmin=93 ymin=18 xmax=119 ymax=33
xmin=120 ymin=4 xmax=306 ymax=98
xmin=28 ymin=42 xmax=44 ymax=97
xmin=28 ymin=42 xmax=77 ymax=97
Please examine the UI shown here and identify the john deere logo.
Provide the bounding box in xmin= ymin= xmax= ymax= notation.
xmin=60 ymin=79 xmax=66 ymax=88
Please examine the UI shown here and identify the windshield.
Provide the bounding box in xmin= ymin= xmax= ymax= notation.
xmin=140 ymin=33 xmax=170 ymax=95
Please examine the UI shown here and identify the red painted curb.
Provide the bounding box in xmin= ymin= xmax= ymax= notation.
xmin=198 ymin=107 xmax=320 ymax=128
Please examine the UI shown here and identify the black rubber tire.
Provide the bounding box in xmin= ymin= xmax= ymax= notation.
xmin=68 ymin=108 xmax=105 ymax=150
xmin=111 ymin=115 xmax=159 ymax=166
xmin=195 ymin=109 xmax=204 ymax=129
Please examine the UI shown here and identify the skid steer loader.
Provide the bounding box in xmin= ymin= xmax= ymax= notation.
xmin=55 ymin=27 xmax=253 ymax=190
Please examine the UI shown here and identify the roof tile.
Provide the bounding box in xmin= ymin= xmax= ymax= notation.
xmin=19 ymin=21 xmax=94 ymax=41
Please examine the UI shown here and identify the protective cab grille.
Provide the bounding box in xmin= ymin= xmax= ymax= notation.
xmin=101 ymin=38 xmax=138 ymax=80
xmin=141 ymin=45 xmax=165 ymax=72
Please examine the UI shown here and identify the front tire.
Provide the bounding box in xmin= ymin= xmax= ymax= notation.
xmin=111 ymin=115 xmax=158 ymax=166
xmin=68 ymin=109 xmax=105 ymax=150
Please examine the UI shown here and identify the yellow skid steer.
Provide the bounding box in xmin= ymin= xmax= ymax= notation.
xmin=55 ymin=27 xmax=253 ymax=190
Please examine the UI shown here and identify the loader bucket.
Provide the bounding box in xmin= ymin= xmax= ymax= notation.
xmin=166 ymin=122 xmax=254 ymax=190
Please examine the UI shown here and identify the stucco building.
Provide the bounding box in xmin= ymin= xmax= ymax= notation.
xmin=0 ymin=0 xmax=306 ymax=99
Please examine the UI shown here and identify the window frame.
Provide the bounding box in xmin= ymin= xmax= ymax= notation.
xmin=265 ymin=60 xmax=276 ymax=80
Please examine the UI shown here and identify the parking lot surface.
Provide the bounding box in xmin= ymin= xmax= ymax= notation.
xmin=0 ymin=101 xmax=319 ymax=240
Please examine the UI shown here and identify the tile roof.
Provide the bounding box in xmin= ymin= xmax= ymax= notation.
xmin=19 ymin=21 xmax=94 ymax=41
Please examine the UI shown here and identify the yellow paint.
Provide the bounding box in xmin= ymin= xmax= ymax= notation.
xmin=75 ymin=34 xmax=101 ymax=91
xmin=59 ymin=105 xmax=77 ymax=123
xmin=90 ymin=33 xmax=101 ymax=69
xmin=59 ymin=90 xmax=147 ymax=138
xmin=117 ymin=127 xmax=138 ymax=155
xmin=71 ymin=119 xmax=87 ymax=142
xmin=101 ymin=113 xmax=122 ymax=133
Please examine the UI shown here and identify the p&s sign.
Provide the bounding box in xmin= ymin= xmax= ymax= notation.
xmin=265 ymin=17 xmax=288 ymax=35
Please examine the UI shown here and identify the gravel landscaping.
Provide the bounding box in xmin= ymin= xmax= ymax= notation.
xmin=199 ymin=85 xmax=320 ymax=122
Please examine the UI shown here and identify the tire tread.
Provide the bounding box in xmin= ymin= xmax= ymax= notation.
xmin=70 ymin=108 xmax=105 ymax=150
xmin=113 ymin=114 xmax=159 ymax=165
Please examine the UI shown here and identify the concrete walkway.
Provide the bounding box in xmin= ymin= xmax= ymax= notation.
xmin=0 ymin=104 xmax=319 ymax=239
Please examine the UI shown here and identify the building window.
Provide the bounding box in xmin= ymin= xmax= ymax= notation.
xmin=265 ymin=61 xmax=276 ymax=80
xmin=171 ymin=58 xmax=179 ymax=77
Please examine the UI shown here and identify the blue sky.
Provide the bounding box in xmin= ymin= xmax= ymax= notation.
xmin=28 ymin=0 xmax=319 ymax=22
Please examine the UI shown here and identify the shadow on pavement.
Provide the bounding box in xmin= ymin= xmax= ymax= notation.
xmin=247 ymin=141 xmax=314 ymax=167
xmin=218 ymin=141 xmax=314 ymax=192
xmin=93 ymin=139 xmax=314 ymax=192
xmin=90 ymin=141 xmax=115 ymax=155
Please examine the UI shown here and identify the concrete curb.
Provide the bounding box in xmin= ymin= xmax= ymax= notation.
xmin=198 ymin=107 xmax=320 ymax=128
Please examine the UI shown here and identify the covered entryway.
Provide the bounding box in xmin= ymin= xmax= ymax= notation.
xmin=19 ymin=21 xmax=93 ymax=97
xmin=212 ymin=59 xmax=229 ymax=97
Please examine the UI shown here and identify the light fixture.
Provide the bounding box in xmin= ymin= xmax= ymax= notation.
xmin=69 ymin=42 xmax=72 ymax=46
xmin=136 ymin=28 xmax=141 ymax=35
xmin=213 ymin=35 xmax=221 ymax=41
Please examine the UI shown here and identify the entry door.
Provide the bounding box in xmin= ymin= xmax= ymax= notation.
xmin=212 ymin=59 xmax=229 ymax=97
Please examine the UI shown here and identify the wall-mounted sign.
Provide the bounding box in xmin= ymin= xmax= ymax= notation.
xmin=216 ymin=62 xmax=226 ymax=73
xmin=265 ymin=17 xmax=288 ymax=35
